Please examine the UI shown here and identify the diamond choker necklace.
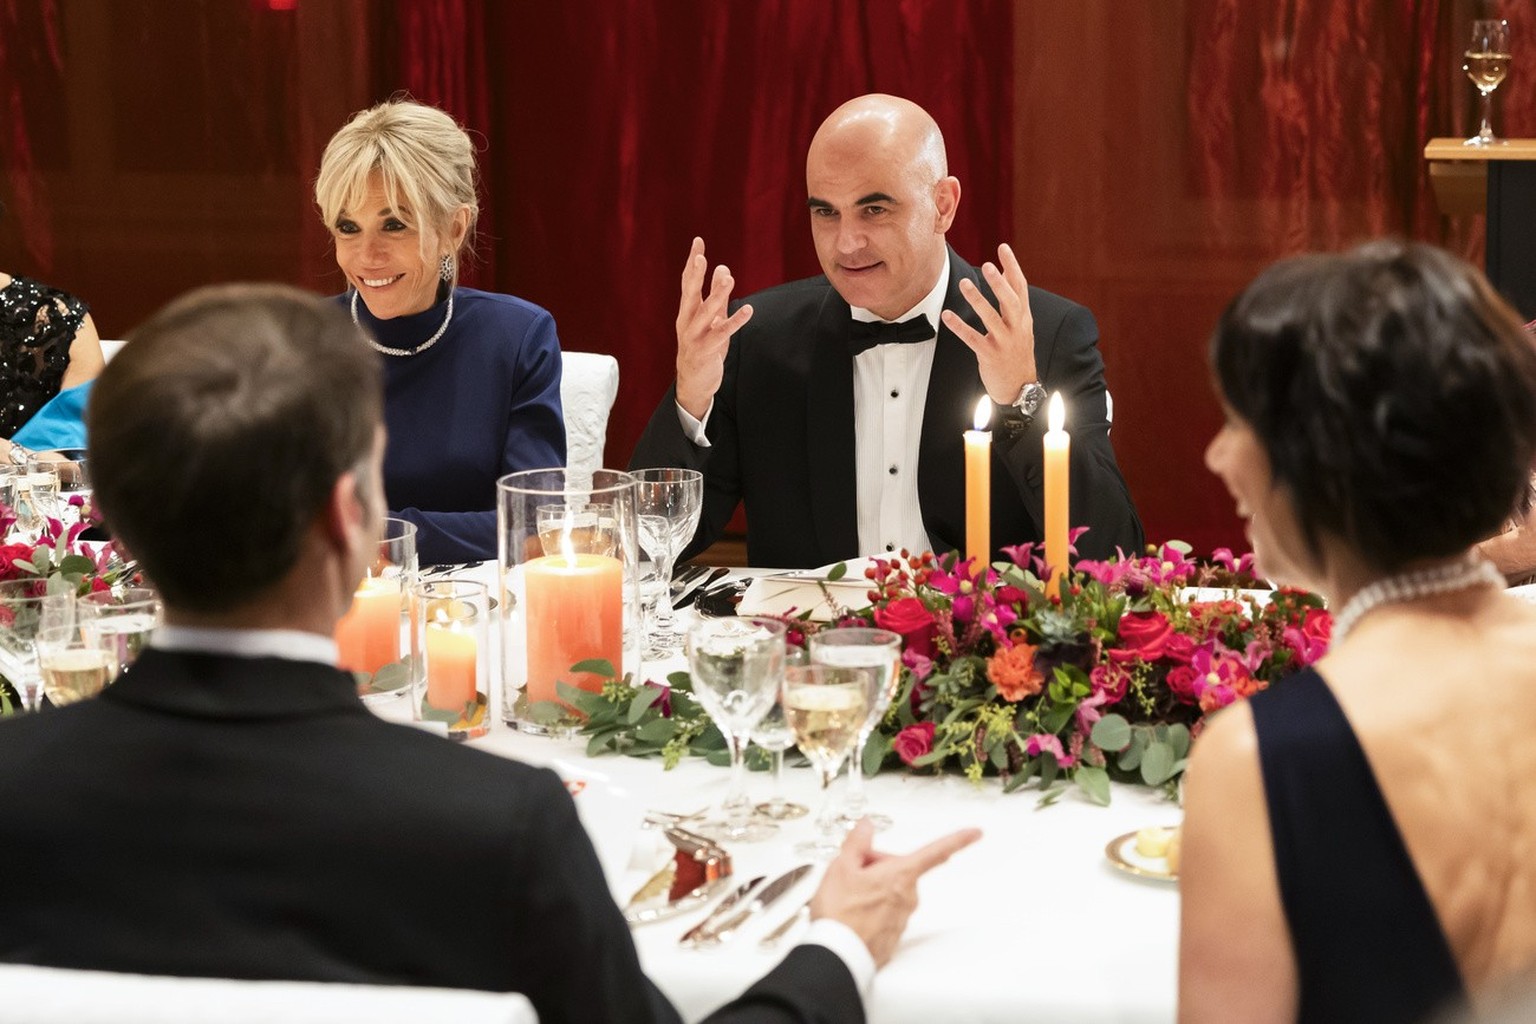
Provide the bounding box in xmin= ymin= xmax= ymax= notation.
xmin=1329 ymin=553 xmax=1506 ymax=645
xmin=350 ymin=289 xmax=454 ymax=357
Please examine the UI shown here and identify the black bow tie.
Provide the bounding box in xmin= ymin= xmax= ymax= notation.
xmin=847 ymin=315 xmax=935 ymax=356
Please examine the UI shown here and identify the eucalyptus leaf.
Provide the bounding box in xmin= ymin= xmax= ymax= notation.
xmin=1167 ymin=723 xmax=1191 ymax=760
xmin=1074 ymin=765 xmax=1111 ymax=806
xmin=586 ymin=730 xmax=616 ymax=757
xmin=555 ymin=681 xmax=606 ymax=716
xmin=1041 ymin=703 xmax=1074 ymax=734
xmin=570 ymin=658 xmax=617 ymax=679
xmin=825 ymin=561 xmax=848 ymax=582
xmin=703 ymin=748 xmax=732 ymax=768
xmin=1090 ymin=713 xmax=1131 ymax=752
xmin=1141 ymin=741 xmax=1176 ymax=786
xmin=862 ymin=731 xmax=891 ymax=776
xmin=526 ymin=700 xmax=571 ymax=727
xmin=56 ymin=554 xmax=95 ymax=576
xmin=626 ymin=686 xmax=663 ymax=723
xmin=635 ymin=718 xmax=676 ymax=744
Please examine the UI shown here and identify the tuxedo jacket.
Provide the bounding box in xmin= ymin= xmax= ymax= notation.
xmin=0 ymin=649 xmax=862 ymax=1024
xmin=632 ymin=249 xmax=1143 ymax=567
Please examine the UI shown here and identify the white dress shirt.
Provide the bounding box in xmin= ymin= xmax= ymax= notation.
xmin=678 ymin=254 xmax=951 ymax=561
xmin=151 ymin=625 xmax=339 ymax=665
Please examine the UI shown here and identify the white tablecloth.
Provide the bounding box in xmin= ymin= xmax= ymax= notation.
xmin=378 ymin=563 xmax=1180 ymax=1022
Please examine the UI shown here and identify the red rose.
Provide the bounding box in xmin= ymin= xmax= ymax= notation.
xmin=892 ymin=722 xmax=936 ymax=767
xmin=1166 ymin=665 xmax=1201 ymax=704
xmin=873 ymin=596 xmax=936 ymax=659
xmin=0 ymin=543 xmax=35 ymax=582
xmin=1301 ymin=607 xmax=1331 ymax=644
xmin=1108 ymin=610 xmax=1174 ymax=662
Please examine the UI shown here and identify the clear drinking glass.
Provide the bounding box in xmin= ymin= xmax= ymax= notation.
xmin=9 ymin=464 xmax=58 ymax=541
xmin=80 ymin=586 xmax=162 ymax=680
xmin=0 ymin=582 xmax=75 ymax=713
xmin=783 ymin=664 xmax=871 ymax=859
xmin=686 ymin=616 xmax=786 ymax=843
xmin=808 ymin=627 xmax=903 ymax=830
xmin=29 ymin=452 xmax=88 ymax=527
xmin=36 ymin=618 xmax=114 ymax=706
xmin=1465 ymin=19 xmax=1512 ymax=146
xmin=411 ymin=577 xmax=491 ymax=740
xmin=752 ymin=694 xmax=809 ymax=821
xmin=632 ymin=468 xmax=703 ymax=658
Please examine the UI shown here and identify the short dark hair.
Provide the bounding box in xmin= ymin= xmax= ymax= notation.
xmin=88 ymin=284 xmax=382 ymax=611
xmin=1211 ymin=239 xmax=1536 ymax=574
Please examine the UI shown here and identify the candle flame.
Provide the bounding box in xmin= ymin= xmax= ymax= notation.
xmin=432 ymin=605 xmax=452 ymax=626
xmin=973 ymin=397 xmax=991 ymax=431
xmin=1048 ymin=392 xmax=1065 ymax=432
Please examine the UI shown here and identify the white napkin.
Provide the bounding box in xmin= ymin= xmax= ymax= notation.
xmin=737 ymin=557 xmax=880 ymax=621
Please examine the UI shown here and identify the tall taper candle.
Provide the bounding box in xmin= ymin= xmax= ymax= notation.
xmin=1044 ymin=393 xmax=1070 ymax=592
xmin=965 ymin=397 xmax=992 ymax=567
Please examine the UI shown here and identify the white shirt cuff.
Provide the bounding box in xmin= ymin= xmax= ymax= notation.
xmin=799 ymin=919 xmax=876 ymax=999
xmin=675 ymin=399 xmax=712 ymax=448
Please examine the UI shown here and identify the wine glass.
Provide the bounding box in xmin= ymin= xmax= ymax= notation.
xmin=8 ymin=464 xmax=57 ymax=542
xmin=0 ymin=582 xmax=75 ymax=713
xmin=783 ymin=664 xmax=871 ymax=859
xmin=36 ymin=618 xmax=115 ymax=706
xmin=633 ymin=468 xmax=703 ymax=658
xmin=686 ymin=616 xmax=785 ymax=843
xmin=31 ymin=451 xmax=89 ymax=527
xmin=808 ymin=627 xmax=903 ymax=830
xmin=751 ymin=691 xmax=809 ymax=822
xmin=1464 ymin=19 xmax=1512 ymax=147
xmin=79 ymin=586 xmax=163 ymax=680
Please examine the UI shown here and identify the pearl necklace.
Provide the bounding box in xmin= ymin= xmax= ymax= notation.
xmin=350 ymin=289 xmax=454 ymax=357
xmin=1329 ymin=554 xmax=1506 ymax=644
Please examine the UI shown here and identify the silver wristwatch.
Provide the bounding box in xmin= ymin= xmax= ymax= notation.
xmin=6 ymin=443 xmax=30 ymax=467
xmin=1012 ymin=381 xmax=1048 ymax=420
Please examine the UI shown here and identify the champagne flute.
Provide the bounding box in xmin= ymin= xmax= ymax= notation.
xmin=1465 ymin=19 xmax=1512 ymax=147
xmin=808 ymin=627 xmax=902 ymax=830
xmin=686 ymin=616 xmax=785 ymax=843
xmin=633 ymin=468 xmax=703 ymax=658
xmin=0 ymin=582 xmax=75 ymax=713
xmin=783 ymin=664 xmax=870 ymax=859
xmin=79 ymin=586 xmax=163 ymax=680
xmin=751 ymin=693 xmax=809 ymax=821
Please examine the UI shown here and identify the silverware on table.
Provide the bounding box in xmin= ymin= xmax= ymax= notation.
xmin=674 ymin=566 xmax=730 ymax=610
xmin=669 ymin=564 xmax=707 ymax=596
xmin=758 ymin=900 xmax=811 ymax=950
xmin=684 ymin=863 xmax=813 ymax=947
xmin=678 ymin=874 xmax=766 ymax=946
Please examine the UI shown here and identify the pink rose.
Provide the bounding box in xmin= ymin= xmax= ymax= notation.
xmin=1108 ymin=610 xmax=1174 ymax=663
xmin=874 ymin=596 xmax=936 ymax=658
xmin=893 ymin=722 xmax=936 ymax=767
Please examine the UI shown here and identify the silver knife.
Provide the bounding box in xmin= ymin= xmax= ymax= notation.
xmin=673 ymin=566 xmax=729 ymax=610
xmin=677 ymin=874 xmax=765 ymax=946
xmin=758 ymin=900 xmax=810 ymax=950
xmin=686 ymin=863 xmax=813 ymax=947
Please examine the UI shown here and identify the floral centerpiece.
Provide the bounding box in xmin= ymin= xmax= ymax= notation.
xmin=543 ymin=537 xmax=1330 ymax=804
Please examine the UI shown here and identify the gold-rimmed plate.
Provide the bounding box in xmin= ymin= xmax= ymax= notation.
xmin=1105 ymin=830 xmax=1179 ymax=883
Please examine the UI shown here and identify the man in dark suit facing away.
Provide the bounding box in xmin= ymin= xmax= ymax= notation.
xmin=633 ymin=93 xmax=1142 ymax=568
xmin=0 ymin=284 xmax=979 ymax=1023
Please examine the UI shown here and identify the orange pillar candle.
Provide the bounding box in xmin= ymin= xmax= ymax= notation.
xmin=425 ymin=611 xmax=478 ymax=712
xmin=1044 ymin=392 xmax=1070 ymax=593
xmin=524 ymin=552 xmax=623 ymax=705
xmin=965 ymin=397 xmax=992 ymax=567
xmin=335 ymin=577 xmax=401 ymax=674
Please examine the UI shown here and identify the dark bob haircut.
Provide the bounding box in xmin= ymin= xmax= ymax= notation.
xmin=1211 ymin=239 xmax=1536 ymax=575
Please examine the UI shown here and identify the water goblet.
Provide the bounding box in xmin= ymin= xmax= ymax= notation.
xmin=633 ymin=468 xmax=703 ymax=659
xmin=31 ymin=450 xmax=89 ymax=527
xmin=79 ymin=586 xmax=163 ymax=680
xmin=0 ymin=581 xmax=75 ymax=713
xmin=1464 ymin=19 xmax=1512 ymax=147
xmin=751 ymin=693 xmax=809 ymax=822
xmin=783 ymin=664 xmax=871 ymax=859
xmin=808 ymin=627 xmax=903 ymax=830
xmin=9 ymin=464 xmax=57 ymax=542
xmin=686 ymin=616 xmax=785 ymax=843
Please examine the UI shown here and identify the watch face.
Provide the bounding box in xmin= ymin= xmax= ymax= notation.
xmin=1017 ymin=383 xmax=1047 ymax=417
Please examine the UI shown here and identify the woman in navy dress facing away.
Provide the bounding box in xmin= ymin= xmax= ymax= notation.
xmin=1181 ymin=241 xmax=1536 ymax=1023
xmin=315 ymin=99 xmax=565 ymax=564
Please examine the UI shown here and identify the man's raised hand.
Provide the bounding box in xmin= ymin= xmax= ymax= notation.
xmin=675 ymin=237 xmax=753 ymax=420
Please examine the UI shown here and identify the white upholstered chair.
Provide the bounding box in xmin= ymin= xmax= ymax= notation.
xmin=559 ymin=350 xmax=619 ymax=481
xmin=98 ymin=339 xmax=125 ymax=362
xmin=0 ymin=963 xmax=538 ymax=1024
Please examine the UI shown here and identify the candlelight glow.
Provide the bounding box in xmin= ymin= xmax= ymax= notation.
xmin=973 ymin=397 xmax=991 ymax=431
xmin=1048 ymin=392 xmax=1065 ymax=432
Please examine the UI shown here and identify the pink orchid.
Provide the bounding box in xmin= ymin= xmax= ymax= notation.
xmin=1025 ymin=732 xmax=1077 ymax=768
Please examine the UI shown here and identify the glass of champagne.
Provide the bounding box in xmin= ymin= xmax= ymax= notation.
xmin=9 ymin=463 xmax=58 ymax=542
xmin=633 ymin=468 xmax=703 ymax=659
xmin=686 ymin=616 xmax=785 ymax=842
xmin=783 ymin=664 xmax=871 ymax=859
xmin=808 ymin=627 xmax=903 ymax=830
xmin=1465 ymin=19 xmax=1512 ymax=147
xmin=36 ymin=619 xmax=116 ymax=706
xmin=80 ymin=586 xmax=163 ymax=680
xmin=0 ymin=581 xmax=75 ymax=713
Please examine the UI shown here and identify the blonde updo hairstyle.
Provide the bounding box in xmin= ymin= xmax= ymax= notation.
xmin=314 ymin=99 xmax=478 ymax=286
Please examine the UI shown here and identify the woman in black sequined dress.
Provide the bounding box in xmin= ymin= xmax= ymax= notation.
xmin=0 ymin=271 xmax=104 ymax=460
